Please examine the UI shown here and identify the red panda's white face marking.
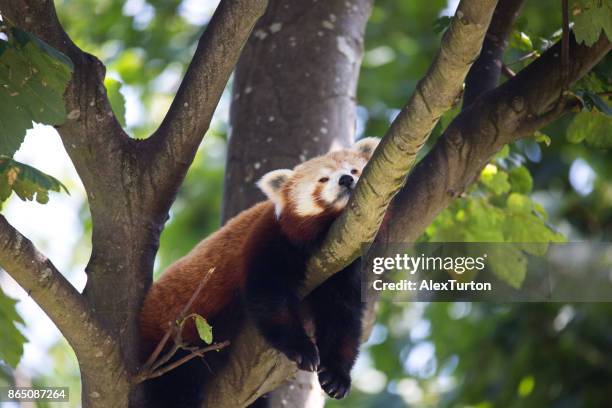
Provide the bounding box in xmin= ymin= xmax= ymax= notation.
xmin=257 ymin=137 xmax=380 ymax=217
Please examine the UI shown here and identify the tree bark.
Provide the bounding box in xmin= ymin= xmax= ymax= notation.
xmin=0 ymin=1 xmax=608 ymax=407
xmin=380 ymin=33 xmax=611 ymax=246
xmin=303 ymin=0 xmax=498 ymax=296
xmin=222 ymin=0 xmax=372 ymax=222
xmin=204 ymin=1 xmax=497 ymax=406
xmin=463 ymin=0 xmax=525 ymax=107
xmin=0 ymin=0 xmax=267 ymax=406
xmin=221 ymin=0 xmax=373 ymax=406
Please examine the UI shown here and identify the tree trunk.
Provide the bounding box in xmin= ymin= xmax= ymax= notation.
xmin=222 ymin=0 xmax=373 ymax=406
xmin=223 ymin=0 xmax=373 ymax=221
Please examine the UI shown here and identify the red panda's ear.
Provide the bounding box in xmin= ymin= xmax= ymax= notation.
xmin=353 ymin=137 xmax=380 ymax=160
xmin=257 ymin=169 xmax=294 ymax=203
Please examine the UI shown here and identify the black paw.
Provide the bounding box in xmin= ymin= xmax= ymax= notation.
xmin=318 ymin=366 xmax=351 ymax=399
xmin=284 ymin=341 xmax=320 ymax=372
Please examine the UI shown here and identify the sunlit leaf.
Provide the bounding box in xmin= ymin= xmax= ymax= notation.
xmin=480 ymin=164 xmax=511 ymax=196
xmin=194 ymin=315 xmax=213 ymax=345
xmin=0 ymin=156 xmax=69 ymax=206
xmin=510 ymin=31 xmax=534 ymax=51
xmin=0 ymin=289 xmax=27 ymax=368
xmin=567 ymin=111 xmax=612 ymax=148
xmin=509 ymin=166 xmax=533 ymax=194
xmin=0 ymin=27 xmax=73 ymax=156
xmin=572 ymin=0 xmax=612 ymax=46
xmin=104 ymin=78 xmax=127 ymax=128
xmin=518 ymin=375 xmax=536 ymax=397
xmin=533 ymin=131 xmax=552 ymax=146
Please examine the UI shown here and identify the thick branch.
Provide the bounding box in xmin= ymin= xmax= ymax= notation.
xmin=463 ymin=0 xmax=525 ymax=106
xmin=145 ymin=0 xmax=268 ymax=196
xmin=382 ymin=33 xmax=611 ymax=245
xmin=0 ymin=215 xmax=129 ymax=408
xmin=201 ymin=1 xmax=497 ymax=406
xmin=302 ymin=0 xmax=498 ymax=295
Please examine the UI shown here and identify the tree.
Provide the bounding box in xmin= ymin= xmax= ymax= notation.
xmin=0 ymin=0 xmax=610 ymax=407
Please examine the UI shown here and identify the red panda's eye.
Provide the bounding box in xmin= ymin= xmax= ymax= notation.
xmin=351 ymin=169 xmax=359 ymax=175
xmin=318 ymin=177 xmax=330 ymax=183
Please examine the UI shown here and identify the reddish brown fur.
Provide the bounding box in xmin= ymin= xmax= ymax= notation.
xmin=278 ymin=201 xmax=340 ymax=244
xmin=139 ymin=201 xmax=274 ymax=350
xmin=311 ymin=184 xmax=328 ymax=212
xmin=140 ymin=141 xmax=378 ymax=355
xmin=139 ymin=198 xmax=334 ymax=351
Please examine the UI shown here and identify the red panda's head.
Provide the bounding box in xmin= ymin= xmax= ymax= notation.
xmin=257 ymin=137 xmax=380 ymax=225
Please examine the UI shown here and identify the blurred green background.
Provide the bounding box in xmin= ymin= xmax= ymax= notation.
xmin=1 ymin=0 xmax=611 ymax=407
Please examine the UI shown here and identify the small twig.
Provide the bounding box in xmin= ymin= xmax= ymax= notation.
xmin=150 ymin=342 xmax=181 ymax=373
xmin=501 ymin=64 xmax=516 ymax=78
xmin=506 ymin=50 xmax=539 ymax=66
xmin=141 ymin=268 xmax=215 ymax=371
xmin=148 ymin=313 xmax=205 ymax=372
xmin=142 ymin=341 xmax=231 ymax=382
xmin=561 ymin=0 xmax=570 ymax=88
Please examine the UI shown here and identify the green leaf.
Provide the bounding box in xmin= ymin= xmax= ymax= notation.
xmin=533 ymin=131 xmax=552 ymax=146
xmin=515 ymin=16 xmax=529 ymax=32
xmin=487 ymin=245 xmax=527 ymax=288
xmin=433 ymin=16 xmax=453 ymax=34
xmin=104 ymin=78 xmax=127 ymax=128
xmin=572 ymin=0 xmax=612 ymax=46
xmin=510 ymin=31 xmax=534 ymax=52
xmin=576 ymin=90 xmax=612 ymax=116
xmin=114 ymin=48 xmax=144 ymax=84
xmin=509 ymin=166 xmax=533 ymax=194
xmin=480 ymin=164 xmax=511 ymax=195
xmin=567 ymin=111 xmax=612 ymax=148
xmin=493 ymin=145 xmax=510 ymax=160
xmin=193 ymin=315 xmax=213 ymax=344
xmin=0 ymin=156 xmax=69 ymax=206
xmin=0 ymin=28 xmax=73 ymax=156
xmin=507 ymin=193 xmax=532 ymax=212
xmin=518 ymin=375 xmax=536 ymax=397
xmin=0 ymin=290 xmax=27 ymax=368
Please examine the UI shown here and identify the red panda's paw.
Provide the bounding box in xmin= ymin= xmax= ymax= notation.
xmin=284 ymin=341 xmax=320 ymax=372
xmin=318 ymin=366 xmax=351 ymax=399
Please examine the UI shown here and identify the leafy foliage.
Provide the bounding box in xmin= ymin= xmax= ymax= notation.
xmin=0 ymin=25 xmax=72 ymax=208
xmin=0 ymin=156 xmax=69 ymax=207
xmin=422 ymin=150 xmax=564 ymax=288
xmin=104 ymin=78 xmax=127 ymax=128
xmin=433 ymin=16 xmax=453 ymax=34
xmin=0 ymin=290 xmax=27 ymax=368
xmin=1 ymin=1 xmax=610 ymax=407
xmin=567 ymin=111 xmax=612 ymax=148
xmin=193 ymin=315 xmax=213 ymax=345
xmin=575 ymin=90 xmax=612 ymax=116
xmin=571 ymin=0 xmax=612 ymax=46
xmin=425 ymin=303 xmax=612 ymax=407
xmin=0 ymin=27 xmax=73 ymax=156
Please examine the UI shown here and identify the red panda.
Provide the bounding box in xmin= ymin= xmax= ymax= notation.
xmin=140 ymin=137 xmax=380 ymax=405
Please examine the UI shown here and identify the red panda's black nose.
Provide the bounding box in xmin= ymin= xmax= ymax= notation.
xmin=339 ymin=175 xmax=354 ymax=188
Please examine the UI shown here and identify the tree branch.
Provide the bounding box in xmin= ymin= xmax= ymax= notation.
xmin=381 ymin=32 xmax=611 ymax=245
xmin=201 ymin=1 xmax=498 ymax=405
xmin=302 ymin=0 xmax=499 ymax=295
xmin=561 ymin=0 xmax=570 ymax=88
xmin=0 ymin=215 xmax=129 ymax=408
xmin=144 ymin=0 xmax=268 ymax=196
xmin=463 ymin=0 xmax=525 ymax=107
